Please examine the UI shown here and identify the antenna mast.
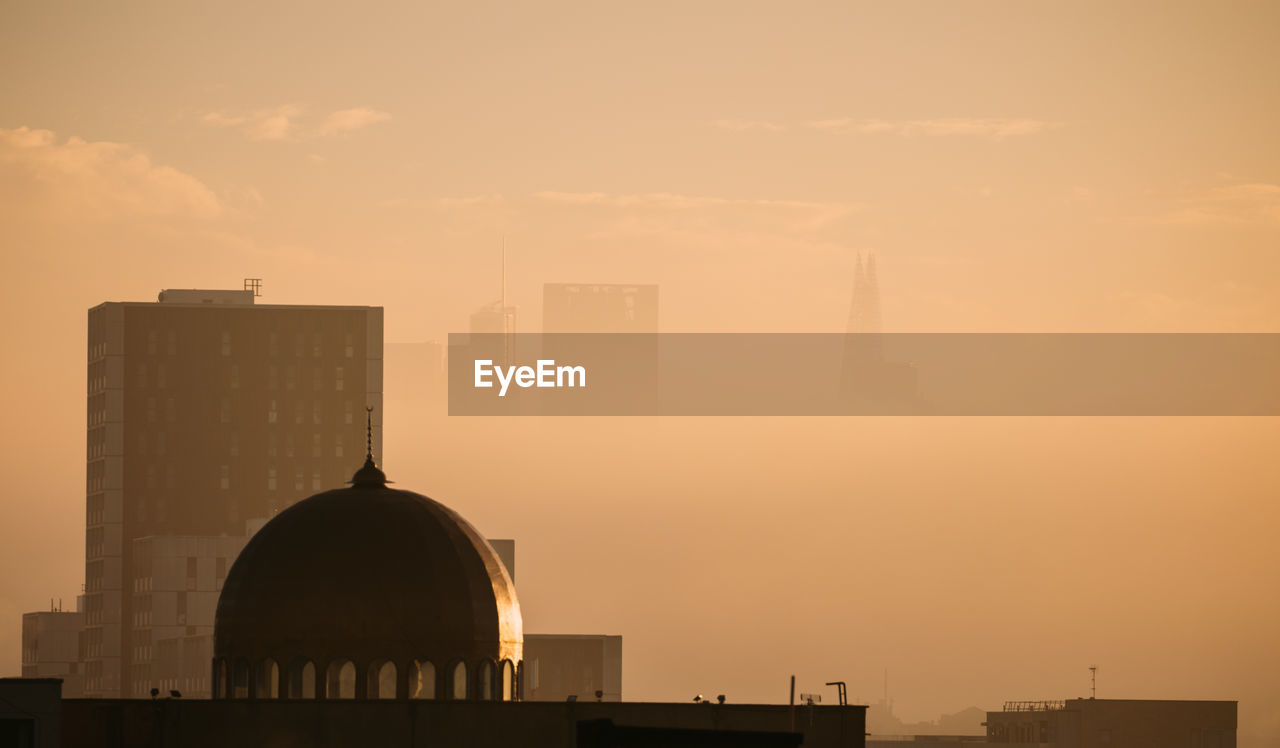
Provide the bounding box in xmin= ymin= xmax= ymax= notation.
xmin=1089 ymin=665 xmax=1097 ymax=699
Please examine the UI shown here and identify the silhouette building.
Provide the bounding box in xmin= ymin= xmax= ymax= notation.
xmin=542 ymin=283 xmax=658 ymax=333
xmin=985 ymin=698 xmax=1236 ymax=747
xmin=840 ymin=254 xmax=917 ymax=412
xmin=81 ymin=288 xmax=383 ymax=697
xmin=21 ymin=607 xmax=85 ymax=697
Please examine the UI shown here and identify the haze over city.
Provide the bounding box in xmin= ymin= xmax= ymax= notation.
xmin=2 ymin=2 xmax=1278 ymax=746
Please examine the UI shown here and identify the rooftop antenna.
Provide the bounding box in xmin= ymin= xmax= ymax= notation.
xmin=243 ymin=278 xmax=263 ymax=297
xmin=501 ymin=234 xmax=507 ymax=312
xmin=1089 ymin=665 xmax=1097 ymax=699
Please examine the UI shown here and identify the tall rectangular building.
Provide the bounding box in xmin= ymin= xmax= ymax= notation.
xmin=542 ymin=283 xmax=658 ymax=333
xmin=83 ymin=289 xmax=382 ymax=697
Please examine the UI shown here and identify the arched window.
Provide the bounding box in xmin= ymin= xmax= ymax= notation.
xmin=214 ymin=658 xmax=228 ymax=699
xmin=476 ymin=660 xmax=495 ymax=701
xmin=449 ymin=660 xmax=468 ymax=700
xmin=287 ymin=658 xmax=315 ymax=699
xmin=500 ymin=660 xmax=516 ymax=701
xmin=326 ymin=659 xmax=356 ymax=699
xmin=232 ymin=658 xmax=250 ymax=699
xmin=367 ymin=659 xmax=397 ymax=699
xmin=255 ymin=659 xmax=279 ymax=699
xmin=408 ymin=660 xmax=436 ymax=700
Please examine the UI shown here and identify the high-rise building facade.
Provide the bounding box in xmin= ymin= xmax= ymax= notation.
xmin=83 ymin=288 xmax=382 ymax=697
xmin=542 ymin=283 xmax=658 ymax=333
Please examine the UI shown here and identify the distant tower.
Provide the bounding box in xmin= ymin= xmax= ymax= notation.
xmin=469 ymin=238 xmax=517 ymax=367
xmin=846 ymin=252 xmax=882 ymax=335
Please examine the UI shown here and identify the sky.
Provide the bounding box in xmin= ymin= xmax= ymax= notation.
xmin=1 ymin=0 xmax=1278 ymax=744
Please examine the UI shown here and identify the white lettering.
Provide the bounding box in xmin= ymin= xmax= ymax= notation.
xmin=476 ymin=359 xmax=587 ymax=396
xmin=557 ymin=364 xmax=586 ymax=388
xmin=474 ymin=360 xmax=493 ymax=388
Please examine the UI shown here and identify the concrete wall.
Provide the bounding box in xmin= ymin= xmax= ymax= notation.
xmin=62 ymin=699 xmax=866 ymax=748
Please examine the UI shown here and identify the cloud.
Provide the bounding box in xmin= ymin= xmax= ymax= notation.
xmin=202 ymin=105 xmax=301 ymax=141
xmin=532 ymin=191 xmax=860 ymax=232
xmin=713 ymin=119 xmax=785 ymax=132
xmin=201 ymin=106 xmax=390 ymax=141
xmin=1163 ymin=183 xmax=1280 ymax=226
xmin=0 ymin=126 xmax=221 ymax=221
xmin=808 ymin=117 xmax=1059 ymax=138
xmin=319 ymin=107 xmax=392 ymax=135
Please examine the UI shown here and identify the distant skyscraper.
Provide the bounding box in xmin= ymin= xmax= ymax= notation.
xmin=542 ymin=284 xmax=658 ymax=333
xmin=846 ymin=252 xmax=881 ymax=335
xmin=82 ymin=288 xmax=382 ymax=697
xmin=841 ymin=254 xmax=916 ymax=410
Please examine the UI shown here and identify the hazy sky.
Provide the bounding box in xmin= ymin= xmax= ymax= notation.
xmin=1 ymin=1 xmax=1278 ymax=744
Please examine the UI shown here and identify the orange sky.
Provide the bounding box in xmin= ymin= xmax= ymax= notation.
xmin=1 ymin=1 xmax=1278 ymax=744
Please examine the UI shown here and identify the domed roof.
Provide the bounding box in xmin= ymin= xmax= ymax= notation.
xmin=214 ymin=452 xmax=522 ymax=668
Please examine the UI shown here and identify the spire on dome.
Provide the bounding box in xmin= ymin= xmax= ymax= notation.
xmin=350 ymin=406 xmax=387 ymax=487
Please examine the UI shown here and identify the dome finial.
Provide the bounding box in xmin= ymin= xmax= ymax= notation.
xmin=350 ymin=405 xmax=387 ymax=487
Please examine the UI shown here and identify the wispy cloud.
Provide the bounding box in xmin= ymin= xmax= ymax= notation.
xmin=0 ymin=126 xmax=221 ymax=220
xmin=806 ymin=117 xmax=1060 ymax=138
xmin=532 ymin=191 xmax=860 ymax=232
xmin=201 ymin=105 xmax=390 ymax=141
xmin=202 ymin=105 xmax=302 ymax=141
xmin=1163 ymin=183 xmax=1280 ymax=226
xmin=318 ymin=107 xmax=392 ymax=136
xmin=713 ymin=119 xmax=786 ymax=132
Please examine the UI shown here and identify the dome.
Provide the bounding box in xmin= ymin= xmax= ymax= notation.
xmin=212 ymin=451 xmax=522 ymax=701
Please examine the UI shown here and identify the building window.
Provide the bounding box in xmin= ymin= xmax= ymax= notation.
xmin=344 ymin=401 xmax=353 ymax=424
xmin=269 ymin=332 xmax=279 ymax=357
xmin=501 ymin=660 xmax=516 ymax=701
xmin=268 ymin=365 xmax=278 ymax=390
xmin=312 ymin=333 xmax=322 ymax=358
xmin=335 ymin=367 xmax=344 ymax=391
xmin=221 ymin=331 xmax=232 ymax=356
xmin=449 ymin=661 xmax=468 ymax=700
xmin=369 ymin=660 xmax=397 ymax=699
xmin=334 ymin=434 xmax=344 ymax=458
xmin=156 ymin=431 xmax=166 ymax=455
xmin=220 ymin=465 xmax=230 ymax=490
xmin=311 ymin=471 xmax=321 ymax=490
xmin=267 ymin=467 xmax=277 ymax=491
xmin=268 ymin=399 xmax=278 ymax=424
xmin=312 ymin=401 xmax=322 ymax=424
xmin=147 ymin=330 xmax=157 ymax=355
xmin=326 ymin=660 xmax=356 ymax=699
xmin=294 ymin=468 xmax=304 ymax=491
xmin=166 ymin=397 xmax=176 ymax=422
xmin=220 ymin=397 xmax=231 ymax=423
xmin=409 ymin=660 xmax=435 ymax=699
xmin=157 ymin=363 xmax=167 ymax=389
xmin=477 ymin=660 xmax=495 ymax=700
xmin=285 ymin=434 xmax=295 ymax=458
xmin=230 ymin=364 xmax=239 ymax=390
xmin=287 ymin=659 xmax=315 ymax=699
xmin=233 ymin=659 xmax=250 ymax=699
xmin=286 ymin=366 xmax=296 ymax=391
xmin=344 ymin=332 xmax=354 ymax=358
xmin=268 ymin=434 xmax=277 ymax=457
xmin=137 ymin=364 xmax=148 ymax=389
xmin=229 ymin=432 xmax=239 ymax=457
xmin=312 ymin=434 xmax=322 ymax=458
xmin=256 ymin=659 xmax=279 ymax=699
